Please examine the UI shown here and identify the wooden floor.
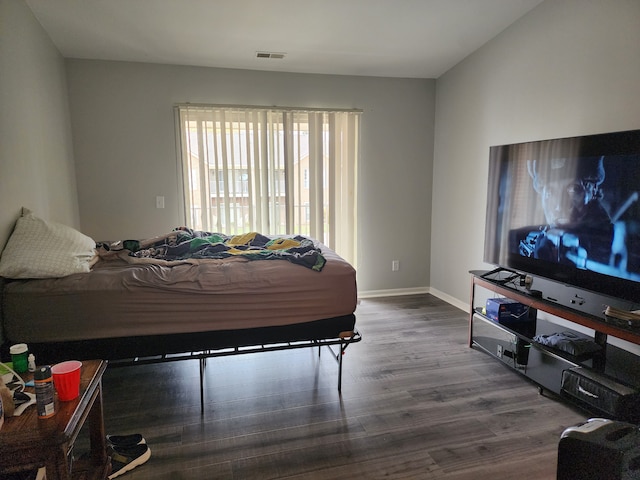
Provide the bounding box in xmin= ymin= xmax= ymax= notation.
xmin=92 ymin=294 xmax=587 ymax=479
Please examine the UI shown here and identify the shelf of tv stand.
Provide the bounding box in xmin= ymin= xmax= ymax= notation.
xmin=469 ymin=270 xmax=640 ymax=348
xmin=469 ymin=270 xmax=640 ymax=421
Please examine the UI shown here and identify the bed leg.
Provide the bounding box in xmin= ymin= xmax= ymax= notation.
xmin=199 ymin=357 xmax=205 ymax=414
xmin=337 ymin=342 xmax=345 ymax=393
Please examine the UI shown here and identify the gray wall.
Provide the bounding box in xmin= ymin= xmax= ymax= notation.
xmin=4 ymin=0 xmax=640 ymax=303
xmin=66 ymin=60 xmax=435 ymax=294
xmin=0 ymin=0 xmax=80 ymax=250
xmin=430 ymin=0 xmax=640 ymax=309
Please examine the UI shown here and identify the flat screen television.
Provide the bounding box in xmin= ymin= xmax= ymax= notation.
xmin=484 ymin=129 xmax=640 ymax=303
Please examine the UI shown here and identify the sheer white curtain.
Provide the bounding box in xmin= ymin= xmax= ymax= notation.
xmin=176 ymin=104 xmax=360 ymax=266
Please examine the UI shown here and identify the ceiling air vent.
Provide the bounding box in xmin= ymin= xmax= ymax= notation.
xmin=256 ymin=51 xmax=286 ymax=60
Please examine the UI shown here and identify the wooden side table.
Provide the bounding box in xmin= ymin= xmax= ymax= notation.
xmin=0 ymin=359 xmax=110 ymax=480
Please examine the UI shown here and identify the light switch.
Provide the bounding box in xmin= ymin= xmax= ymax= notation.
xmin=156 ymin=196 xmax=165 ymax=209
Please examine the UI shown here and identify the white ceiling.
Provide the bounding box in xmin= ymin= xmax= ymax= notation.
xmin=25 ymin=0 xmax=543 ymax=79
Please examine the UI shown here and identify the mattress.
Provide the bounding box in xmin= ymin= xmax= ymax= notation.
xmin=1 ymin=242 xmax=357 ymax=345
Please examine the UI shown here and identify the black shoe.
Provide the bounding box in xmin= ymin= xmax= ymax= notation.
xmin=108 ymin=443 xmax=151 ymax=479
xmin=106 ymin=433 xmax=145 ymax=448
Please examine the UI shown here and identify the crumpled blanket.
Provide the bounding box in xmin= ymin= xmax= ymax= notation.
xmin=98 ymin=228 xmax=326 ymax=271
xmin=533 ymin=331 xmax=602 ymax=357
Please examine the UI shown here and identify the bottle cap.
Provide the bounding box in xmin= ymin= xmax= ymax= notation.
xmin=34 ymin=366 xmax=52 ymax=381
xmin=10 ymin=343 xmax=28 ymax=355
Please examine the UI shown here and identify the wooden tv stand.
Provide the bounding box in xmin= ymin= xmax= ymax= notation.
xmin=470 ymin=270 xmax=640 ymax=347
xmin=469 ymin=270 xmax=640 ymax=421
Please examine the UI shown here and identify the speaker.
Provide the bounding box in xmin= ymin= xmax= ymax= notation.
xmin=557 ymin=418 xmax=640 ymax=480
xmin=562 ymin=368 xmax=640 ymax=423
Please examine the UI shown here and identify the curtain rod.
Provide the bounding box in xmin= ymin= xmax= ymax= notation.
xmin=175 ymin=102 xmax=363 ymax=114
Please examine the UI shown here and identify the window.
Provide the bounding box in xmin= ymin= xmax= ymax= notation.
xmin=176 ymin=105 xmax=360 ymax=266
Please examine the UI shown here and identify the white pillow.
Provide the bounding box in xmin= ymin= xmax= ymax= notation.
xmin=0 ymin=209 xmax=96 ymax=279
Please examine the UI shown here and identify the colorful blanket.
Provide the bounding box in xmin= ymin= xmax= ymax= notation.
xmin=101 ymin=229 xmax=326 ymax=271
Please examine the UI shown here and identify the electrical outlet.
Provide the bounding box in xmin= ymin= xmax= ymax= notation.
xmin=392 ymin=260 xmax=400 ymax=272
xmin=156 ymin=196 xmax=165 ymax=209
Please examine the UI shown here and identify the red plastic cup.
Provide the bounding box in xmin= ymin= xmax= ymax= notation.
xmin=51 ymin=360 xmax=82 ymax=401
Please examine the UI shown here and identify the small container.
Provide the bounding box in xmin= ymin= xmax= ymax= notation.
xmin=9 ymin=343 xmax=29 ymax=373
xmin=34 ymin=366 xmax=55 ymax=419
xmin=28 ymin=354 xmax=36 ymax=372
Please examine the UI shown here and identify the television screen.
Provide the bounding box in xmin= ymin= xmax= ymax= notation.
xmin=484 ymin=129 xmax=640 ymax=303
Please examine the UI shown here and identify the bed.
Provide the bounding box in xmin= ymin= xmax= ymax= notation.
xmin=0 ymin=210 xmax=360 ymax=408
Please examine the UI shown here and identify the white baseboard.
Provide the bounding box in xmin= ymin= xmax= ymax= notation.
xmin=428 ymin=287 xmax=468 ymax=312
xmin=358 ymin=286 xmax=469 ymax=313
xmin=358 ymin=287 xmax=429 ymax=299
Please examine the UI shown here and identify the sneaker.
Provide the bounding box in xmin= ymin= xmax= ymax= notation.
xmin=106 ymin=433 xmax=146 ymax=448
xmin=108 ymin=443 xmax=151 ymax=479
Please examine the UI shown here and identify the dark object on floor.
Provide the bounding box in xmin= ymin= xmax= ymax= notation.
xmin=558 ymin=418 xmax=640 ymax=480
xmin=561 ymin=368 xmax=640 ymax=423
xmin=107 ymin=433 xmax=146 ymax=448
xmin=108 ymin=443 xmax=151 ymax=479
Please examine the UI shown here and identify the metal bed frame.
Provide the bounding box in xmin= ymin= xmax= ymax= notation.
xmin=109 ymin=329 xmax=362 ymax=412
